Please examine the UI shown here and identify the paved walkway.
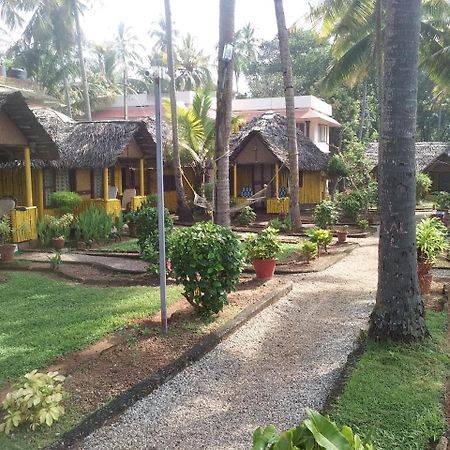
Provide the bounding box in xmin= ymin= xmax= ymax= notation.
xmin=79 ymin=235 xmax=378 ymax=450
xmin=17 ymin=252 xmax=147 ymax=273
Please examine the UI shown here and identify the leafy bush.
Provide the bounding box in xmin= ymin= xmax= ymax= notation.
xmin=171 ymin=222 xmax=243 ymax=315
xmin=237 ymin=206 xmax=257 ymax=226
xmin=252 ymin=408 xmax=374 ymax=450
xmin=0 ymin=370 xmax=65 ymax=434
xmin=245 ymin=227 xmax=282 ymax=260
xmin=416 ymin=217 xmax=448 ymax=264
xmin=49 ymin=191 xmax=82 ymax=213
xmin=37 ymin=214 xmax=73 ymax=245
xmin=327 ymin=154 xmax=350 ymax=178
xmin=0 ymin=215 xmax=12 ymax=245
xmin=434 ymin=191 xmax=450 ymax=210
xmin=145 ymin=193 xmax=158 ymax=207
xmin=298 ymin=240 xmax=318 ymax=262
xmin=269 ymin=216 xmax=293 ymax=232
xmin=313 ymin=200 xmax=339 ymax=229
xmin=48 ymin=251 xmax=62 ymax=271
xmin=416 ymin=173 xmax=432 ymax=204
xmin=74 ymin=207 xmax=113 ymax=243
xmin=337 ymin=191 xmax=366 ymax=222
xmin=357 ymin=218 xmax=369 ymax=231
xmin=307 ymin=228 xmax=333 ymax=253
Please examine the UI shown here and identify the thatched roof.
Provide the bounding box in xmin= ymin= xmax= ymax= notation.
xmin=0 ymin=105 xmax=158 ymax=170
xmin=230 ymin=112 xmax=329 ymax=171
xmin=367 ymin=142 xmax=450 ymax=172
xmin=0 ymin=91 xmax=58 ymax=162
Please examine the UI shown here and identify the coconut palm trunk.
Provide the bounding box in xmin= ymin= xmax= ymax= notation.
xmin=274 ymin=0 xmax=302 ymax=230
xmin=369 ymin=0 xmax=427 ymax=341
xmin=215 ymin=0 xmax=235 ymax=227
xmin=123 ymin=60 xmax=128 ymax=120
xmin=57 ymin=43 xmax=72 ymax=118
xmin=164 ymin=0 xmax=192 ymax=222
xmin=71 ymin=0 xmax=91 ymax=120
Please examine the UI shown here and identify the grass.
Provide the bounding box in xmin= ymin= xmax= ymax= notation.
xmin=0 ymin=271 xmax=181 ymax=385
xmin=277 ymin=242 xmax=299 ymax=261
xmin=95 ymin=238 xmax=139 ymax=252
xmin=329 ymin=311 xmax=450 ymax=450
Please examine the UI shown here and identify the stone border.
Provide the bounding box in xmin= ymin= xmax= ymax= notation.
xmin=46 ymin=281 xmax=293 ymax=450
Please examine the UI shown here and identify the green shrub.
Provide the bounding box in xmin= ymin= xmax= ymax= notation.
xmin=327 ymin=154 xmax=350 ymax=178
xmin=37 ymin=214 xmax=73 ymax=245
xmin=416 ymin=172 xmax=432 ymax=204
xmin=269 ymin=216 xmax=293 ymax=232
xmin=252 ymin=408 xmax=374 ymax=450
xmin=237 ymin=206 xmax=257 ymax=226
xmin=49 ymin=191 xmax=82 ymax=213
xmin=47 ymin=251 xmax=62 ymax=271
xmin=0 ymin=215 xmax=12 ymax=245
xmin=307 ymin=228 xmax=333 ymax=253
xmin=245 ymin=227 xmax=282 ymax=260
xmin=357 ymin=218 xmax=369 ymax=231
xmin=171 ymin=222 xmax=244 ymax=315
xmin=434 ymin=191 xmax=450 ymax=210
xmin=337 ymin=191 xmax=365 ymax=221
xmin=313 ymin=200 xmax=339 ymax=229
xmin=416 ymin=217 xmax=448 ymax=264
xmin=298 ymin=240 xmax=318 ymax=262
xmin=0 ymin=370 xmax=66 ymax=434
xmin=145 ymin=193 xmax=158 ymax=207
xmin=74 ymin=207 xmax=113 ymax=243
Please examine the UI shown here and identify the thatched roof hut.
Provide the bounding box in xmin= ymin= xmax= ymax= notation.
xmin=0 ymin=91 xmax=58 ymax=162
xmin=230 ymin=112 xmax=329 ymax=171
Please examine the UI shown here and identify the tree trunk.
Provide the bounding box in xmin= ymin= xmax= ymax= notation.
xmin=164 ymin=0 xmax=192 ymax=222
xmin=123 ymin=60 xmax=128 ymax=120
xmin=358 ymin=80 xmax=367 ymax=140
xmin=274 ymin=0 xmax=301 ymax=230
xmin=71 ymin=0 xmax=91 ymax=120
xmin=375 ymin=0 xmax=384 ymax=128
xmin=369 ymin=0 xmax=427 ymax=341
xmin=57 ymin=43 xmax=72 ymax=118
xmin=215 ymin=0 xmax=235 ymax=227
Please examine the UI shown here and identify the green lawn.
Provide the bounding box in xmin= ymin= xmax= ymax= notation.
xmin=95 ymin=238 xmax=139 ymax=252
xmin=330 ymin=311 xmax=450 ymax=450
xmin=277 ymin=242 xmax=299 ymax=261
xmin=0 ymin=272 xmax=181 ymax=384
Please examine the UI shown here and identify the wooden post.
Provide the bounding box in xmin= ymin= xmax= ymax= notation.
xmin=24 ymin=147 xmax=33 ymax=207
xmin=103 ymin=168 xmax=109 ymax=202
xmin=275 ymin=163 xmax=279 ymax=198
xmin=37 ymin=169 xmax=44 ymax=219
xmin=114 ymin=165 xmax=122 ymax=194
xmin=139 ymin=158 xmax=145 ymax=196
xmin=233 ymin=164 xmax=238 ymax=198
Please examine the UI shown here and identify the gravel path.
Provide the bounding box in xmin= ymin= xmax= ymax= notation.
xmin=79 ymin=235 xmax=378 ymax=450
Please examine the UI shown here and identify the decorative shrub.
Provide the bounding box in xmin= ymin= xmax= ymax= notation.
xmin=0 ymin=215 xmax=12 ymax=245
xmin=313 ymin=200 xmax=339 ymax=229
xmin=145 ymin=193 xmax=158 ymax=207
xmin=48 ymin=251 xmax=62 ymax=271
xmin=74 ymin=207 xmax=113 ymax=243
xmin=37 ymin=214 xmax=73 ymax=245
xmin=416 ymin=172 xmax=432 ymax=204
xmin=434 ymin=191 xmax=450 ymax=210
xmin=252 ymin=408 xmax=374 ymax=450
xmin=416 ymin=217 xmax=448 ymax=264
xmin=327 ymin=154 xmax=350 ymax=178
xmin=49 ymin=191 xmax=82 ymax=213
xmin=268 ymin=216 xmax=293 ymax=232
xmin=357 ymin=218 xmax=369 ymax=231
xmin=245 ymin=227 xmax=282 ymax=261
xmin=171 ymin=222 xmax=243 ymax=315
xmin=237 ymin=206 xmax=257 ymax=226
xmin=298 ymin=240 xmax=318 ymax=262
xmin=0 ymin=370 xmax=66 ymax=434
xmin=337 ymin=191 xmax=365 ymax=221
xmin=307 ymin=228 xmax=333 ymax=253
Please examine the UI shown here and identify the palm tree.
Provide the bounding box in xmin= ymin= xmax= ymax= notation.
xmin=369 ymin=0 xmax=427 ymax=341
xmin=234 ymin=23 xmax=258 ymax=93
xmin=164 ymin=0 xmax=192 ymax=221
xmin=149 ymin=16 xmax=179 ymax=54
xmin=175 ymin=34 xmax=211 ymax=91
xmin=0 ymin=0 xmax=37 ymax=30
xmin=274 ymin=0 xmax=302 ymax=231
xmin=115 ymin=22 xmax=142 ymax=120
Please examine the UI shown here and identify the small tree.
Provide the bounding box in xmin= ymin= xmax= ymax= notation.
xmin=416 ymin=172 xmax=432 ymax=204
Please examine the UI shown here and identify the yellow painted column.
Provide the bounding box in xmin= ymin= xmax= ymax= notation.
xmin=24 ymin=147 xmax=33 ymax=207
xmin=233 ymin=164 xmax=238 ymax=198
xmin=103 ymin=168 xmax=109 ymax=202
xmin=275 ymin=163 xmax=279 ymax=198
xmin=139 ymin=158 xmax=145 ymax=196
xmin=37 ymin=169 xmax=44 ymax=219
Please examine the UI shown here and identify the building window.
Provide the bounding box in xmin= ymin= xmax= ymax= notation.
xmin=318 ymin=124 xmax=329 ymax=143
xmin=297 ymin=122 xmax=306 ymax=134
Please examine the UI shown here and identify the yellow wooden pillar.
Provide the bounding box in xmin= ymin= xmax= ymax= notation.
xmin=275 ymin=163 xmax=279 ymax=198
xmin=139 ymin=158 xmax=145 ymax=196
xmin=37 ymin=169 xmax=44 ymax=219
xmin=103 ymin=168 xmax=109 ymax=202
xmin=233 ymin=164 xmax=238 ymax=198
xmin=24 ymin=147 xmax=33 ymax=207
xmin=114 ymin=165 xmax=122 ymax=194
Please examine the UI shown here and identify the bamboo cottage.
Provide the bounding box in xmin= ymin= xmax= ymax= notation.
xmin=230 ymin=112 xmax=329 ymax=214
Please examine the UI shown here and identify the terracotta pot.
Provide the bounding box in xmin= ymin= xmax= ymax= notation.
xmin=51 ymin=237 xmax=65 ymax=250
xmin=252 ymin=259 xmax=276 ymax=280
xmin=0 ymin=244 xmax=16 ymax=262
xmin=336 ymin=230 xmax=348 ymax=244
xmin=419 ymin=272 xmax=433 ymax=295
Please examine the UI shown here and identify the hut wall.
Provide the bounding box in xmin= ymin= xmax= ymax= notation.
xmin=0 ymin=168 xmax=41 ymax=206
xmin=120 ymin=137 xmax=144 ymax=159
xmin=75 ymin=169 xmax=92 ymax=198
xmin=299 ymin=172 xmax=326 ymax=204
xmin=234 ymin=135 xmax=277 ymax=165
xmin=0 ymin=112 xmax=28 ymax=146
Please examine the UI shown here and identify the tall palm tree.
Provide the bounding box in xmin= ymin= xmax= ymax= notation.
xmin=234 ymin=23 xmax=258 ymax=93
xmin=149 ymin=16 xmax=179 ymax=54
xmin=164 ymin=0 xmax=192 ymax=221
xmin=115 ymin=22 xmax=142 ymax=120
xmin=0 ymin=0 xmax=37 ymax=30
xmin=369 ymin=0 xmax=426 ymax=341
xmin=175 ymin=34 xmax=211 ymax=91
xmin=274 ymin=0 xmax=302 ymax=231
xmin=215 ymin=0 xmax=235 ymax=227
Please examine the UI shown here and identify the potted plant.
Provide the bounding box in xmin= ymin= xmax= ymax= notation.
xmin=245 ymin=227 xmax=282 ymax=280
xmin=0 ymin=215 xmax=15 ymax=262
xmin=416 ymin=217 xmax=448 ymax=294
xmin=335 ymin=225 xmax=349 ymax=244
xmin=47 ymin=214 xmax=74 ymax=250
